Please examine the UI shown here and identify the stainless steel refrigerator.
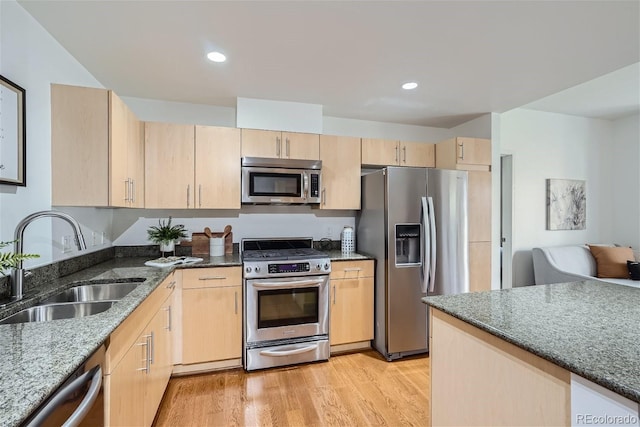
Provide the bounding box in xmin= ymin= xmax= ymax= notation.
xmin=356 ymin=167 xmax=469 ymax=360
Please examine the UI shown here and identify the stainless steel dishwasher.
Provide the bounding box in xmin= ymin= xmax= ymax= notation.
xmin=23 ymin=344 xmax=105 ymax=427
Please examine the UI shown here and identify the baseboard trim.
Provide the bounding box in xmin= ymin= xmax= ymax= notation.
xmin=172 ymin=358 xmax=242 ymax=376
xmin=330 ymin=341 xmax=371 ymax=355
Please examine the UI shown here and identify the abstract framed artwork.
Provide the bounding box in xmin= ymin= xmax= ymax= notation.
xmin=546 ymin=179 xmax=586 ymax=230
xmin=0 ymin=74 xmax=26 ymax=186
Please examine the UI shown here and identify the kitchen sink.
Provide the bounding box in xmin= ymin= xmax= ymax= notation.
xmin=0 ymin=301 xmax=116 ymax=325
xmin=38 ymin=282 xmax=141 ymax=304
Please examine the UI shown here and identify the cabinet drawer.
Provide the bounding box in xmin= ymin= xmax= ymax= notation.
xmin=182 ymin=267 xmax=242 ymax=289
xmin=330 ymin=260 xmax=374 ymax=279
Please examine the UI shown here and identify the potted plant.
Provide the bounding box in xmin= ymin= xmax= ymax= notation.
xmin=0 ymin=240 xmax=39 ymax=276
xmin=147 ymin=217 xmax=188 ymax=254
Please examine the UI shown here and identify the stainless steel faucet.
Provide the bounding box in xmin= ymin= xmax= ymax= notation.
xmin=11 ymin=210 xmax=87 ymax=301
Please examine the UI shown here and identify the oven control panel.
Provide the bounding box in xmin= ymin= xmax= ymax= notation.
xmin=244 ymin=257 xmax=331 ymax=279
xmin=268 ymin=262 xmax=310 ymax=274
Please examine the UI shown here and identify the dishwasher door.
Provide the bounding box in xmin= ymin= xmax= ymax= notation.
xmin=24 ymin=344 xmax=105 ymax=427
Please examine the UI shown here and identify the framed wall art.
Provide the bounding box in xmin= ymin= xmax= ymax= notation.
xmin=0 ymin=74 xmax=26 ymax=186
xmin=546 ymin=178 xmax=586 ymax=230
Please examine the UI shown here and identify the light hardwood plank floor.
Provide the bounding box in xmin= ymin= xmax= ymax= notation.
xmin=154 ymin=350 xmax=430 ymax=427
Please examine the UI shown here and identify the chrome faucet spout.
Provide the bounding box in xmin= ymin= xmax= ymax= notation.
xmin=11 ymin=210 xmax=87 ymax=301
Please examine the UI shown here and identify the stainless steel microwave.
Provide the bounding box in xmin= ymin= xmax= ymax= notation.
xmin=241 ymin=157 xmax=322 ymax=204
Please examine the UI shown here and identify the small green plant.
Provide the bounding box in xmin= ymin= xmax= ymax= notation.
xmin=0 ymin=240 xmax=39 ymax=276
xmin=147 ymin=217 xmax=188 ymax=244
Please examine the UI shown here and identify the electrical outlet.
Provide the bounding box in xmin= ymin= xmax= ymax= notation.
xmin=62 ymin=235 xmax=72 ymax=253
xmin=101 ymin=232 xmax=106 ymax=245
xmin=325 ymin=226 xmax=332 ymax=238
xmin=92 ymin=231 xmax=97 ymax=246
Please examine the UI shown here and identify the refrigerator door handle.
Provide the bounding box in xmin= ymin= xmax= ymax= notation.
xmin=421 ymin=196 xmax=430 ymax=294
xmin=427 ymin=196 xmax=437 ymax=293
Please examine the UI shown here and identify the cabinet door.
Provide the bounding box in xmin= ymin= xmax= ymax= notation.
xmin=241 ymin=129 xmax=281 ymax=158
xmin=51 ymin=84 xmax=110 ymax=206
xmin=400 ymin=141 xmax=435 ymax=167
xmin=182 ymin=286 xmax=242 ymax=364
xmin=282 ymin=132 xmax=320 ymax=160
xmin=361 ymin=138 xmax=399 ymax=166
xmin=195 ymin=126 xmax=241 ymax=209
xmin=468 ymin=171 xmax=492 ymax=242
xmin=109 ymin=92 xmax=129 ymax=207
xmin=319 ymin=135 xmax=361 ymax=210
xmin=145 ymin=300 xmax=173 ymax=426
xmin=144 ymin=122 xmax=195 ymax=208
xmin=469 ymin=241 xmax=491 ymax=292
xmin=458 ymin=137 xmax=491 ymax=167
xmin=106 ymin=333 xmax=147 ymax=427
xmin=330 ymin=277 xmax=374 ymax=345
xmin=127 ymin=107 xmax=145 ymax=208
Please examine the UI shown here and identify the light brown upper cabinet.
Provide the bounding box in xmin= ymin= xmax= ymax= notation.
xmin=195 ymin=126 xmax=241 ymax=209
xmin=361 ymin=138 xmax=434 ymax=167
xmin=144 ymin=122 xmax=195 ymax=209
xmin=52 ymin=84 xmax=144 ymax=207
xmin=435 ymin=137 xmax=491 ymax=170
xmin=241 ymin=129 xmax=319 ymax=160
xmin=318 ymin=135 xmax=361 ymax=210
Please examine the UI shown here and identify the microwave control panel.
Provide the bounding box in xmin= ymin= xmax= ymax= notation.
xmin=310 ymin=174 xmax=319 ymax=197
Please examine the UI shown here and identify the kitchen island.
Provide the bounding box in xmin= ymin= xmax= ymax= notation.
xmin=423 ymin=281 xmax=640 ymax=426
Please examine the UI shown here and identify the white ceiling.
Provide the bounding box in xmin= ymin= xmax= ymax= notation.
xmin=17 ymin=0 xmax=640 ymax=128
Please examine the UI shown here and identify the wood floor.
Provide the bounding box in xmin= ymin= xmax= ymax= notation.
xmin=154 ymin=350 xmax=430 ymax=427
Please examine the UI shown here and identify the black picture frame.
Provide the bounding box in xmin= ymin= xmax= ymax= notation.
xmin=0 ymin=74 xmax=26 ymax=186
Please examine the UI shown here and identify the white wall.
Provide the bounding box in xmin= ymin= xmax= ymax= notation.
xmin=603 ymin=113 xmax=640 ymax=250
xmin=323 ymin=116 xmax=451 ymax=141
xmin=0 ymin=0 xmax=109 ymax=268
xmin=122 ymin=96 xmax=236 ymax=127
xmin=500 ymin=108 xmax=612 ymax=286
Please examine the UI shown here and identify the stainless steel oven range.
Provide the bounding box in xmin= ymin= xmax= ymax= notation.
xmin=242 ymin=238 xmax=331 ymax=371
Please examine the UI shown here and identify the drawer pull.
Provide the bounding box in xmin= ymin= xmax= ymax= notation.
xmin=342 ymin=268 xmax=362 ymax=272
xmin=199 ymin=276 xmax=227 ymax=280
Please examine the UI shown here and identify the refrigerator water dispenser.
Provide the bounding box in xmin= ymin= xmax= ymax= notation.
xmin=395 ymin=224 xmax=421 ymax=266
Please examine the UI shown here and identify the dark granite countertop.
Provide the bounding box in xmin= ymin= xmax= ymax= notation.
xmin=422 ymin=281 xmax=640 ymax=403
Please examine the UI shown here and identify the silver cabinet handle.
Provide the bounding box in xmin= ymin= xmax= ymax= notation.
xmin=395 ymin=144 xmax=399 ymax=163
xmin=276 ymin=137 xmax=281 ymax=157
xmin=198 ymin=184 xmax=202 ymax=207
xmin=187 ymin=184 xmax=191 ymax=208
xmin=149 ymin=331 xmax=155 ymax=365
xmin=342 ymin=267 xmax=362 ymax=272
xmin=286 ymin=138 xmax=290 ymax=158
xmin=131 ymin=179 xmax=135 ymax=203
xmin=402 ymin=146 xmax=407 ymax=163
xmin=136 ymin=336 xmax=151 ymax=373
xmin=199 ymin=276 xmax=227 ymax=280
xmin=458 ymin=142 xmax=464 ymax=160
xmin=234 ymin=290 xmax=238 ymax=314
xmin=125 ymin=179 xmax=129 ymax=202
xmin=165 ymin=306 xmax=172 ymax=331
xmin=333 ymin=284 xmax=336 ymax=305
xmin=322 ymin=188 xmax=326 ymax=206
xmin=166 ymin=280 xmax=176 ymax=289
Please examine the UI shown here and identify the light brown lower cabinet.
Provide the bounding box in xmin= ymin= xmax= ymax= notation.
xmin=181 ymin=267 xmax=242 ymax=365
xmin=104 ymin=274 xmax=175 ymax=426
xmin=329 ymin=260 xmax=374 ymax=346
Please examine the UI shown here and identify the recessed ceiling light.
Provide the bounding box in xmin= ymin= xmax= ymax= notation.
xmin=402 ymin=82 xmax=418 ymax=90
xmin=207 ymin=51 xmax=227 ymax=63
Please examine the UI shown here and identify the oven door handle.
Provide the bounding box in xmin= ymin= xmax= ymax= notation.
xmin=260 ymin=343 xmax=318 ymax=357
xmin=251 ymin=278 xmax=325 ymax=290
